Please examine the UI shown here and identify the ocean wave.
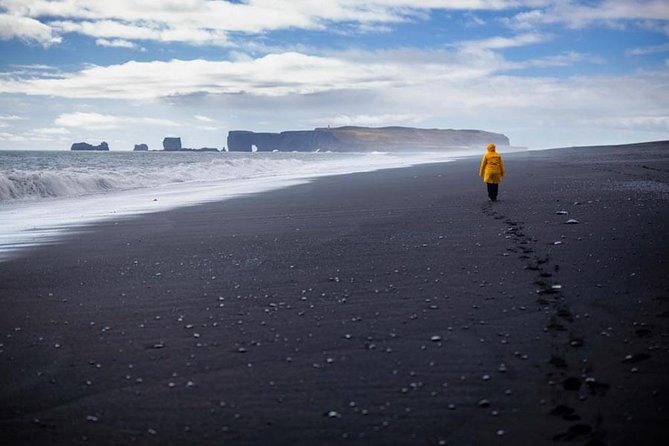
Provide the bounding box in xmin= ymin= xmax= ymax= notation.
xmin=0 ymin=150 xmax=462 ymax=204
xmin=0 ymin=156 xmax=315 ymax=202
xmin=0 ymin=170 xmax=120 ymax=200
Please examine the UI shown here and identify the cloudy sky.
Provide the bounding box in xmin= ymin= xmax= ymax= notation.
xmin=0 ymin=0 xmax=668 ymax=150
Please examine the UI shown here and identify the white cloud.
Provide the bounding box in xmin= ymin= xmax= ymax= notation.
xmin=194 ymin=114 xmax=214 ymax=122
xmin=0 ymin=43 xmax=603 ymax=102
xmin=0 ymin=1 xmax=665 ymax=49
xmin=0 ymin=131 xmax=27 ymax=142
xmin=457 ymin=32 xmax=549 ymax=51
xmin=33 ymin=127 xmax=70 ymax=135
xmin=0 ymin=13 xmax=61 ymax=46
xmin=311 ymin=113 xmax=424 ymax=127
xmin=509 ymin=0 xmax=669 ymax=30
xmin=55 ymin=112 xmax=180 ymax=129
xmin=0 ymin=1 xmax=579 ymax=47
xmin=585 ymin=115 xmax=669 ymax=132
xmin=0 ymin=114 xmax=26 ymax=128
xmin=515 ymin=51 xmax=603 ymax=68
xmin=95 ymin=38 xmax=138 ymax=49
xmin=0 ymin=53 xmax=424 ymax=99
xmin=626 ymin=42 xmax=669 ymax=56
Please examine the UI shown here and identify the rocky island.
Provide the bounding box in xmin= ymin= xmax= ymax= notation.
xmin=133 ymin=143 xmax=149 ymax=151
xmin=162 ymin=137 xmax=219 ymax=152
xmin=227 ymin=126 xmax=509 ymax=152
xmin=70 ymin=141 xmax=110 ymax=151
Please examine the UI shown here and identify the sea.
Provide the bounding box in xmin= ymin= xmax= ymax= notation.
xmin=0 ymin=149 xmax=474 ymax=261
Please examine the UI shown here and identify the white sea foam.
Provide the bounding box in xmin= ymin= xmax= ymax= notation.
xmin=0 ymin=149 xmax=473 ymax=261
xmin=0 ymin=154 xmax=319 ymax=202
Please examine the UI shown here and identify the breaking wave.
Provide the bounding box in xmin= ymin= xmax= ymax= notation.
xmin=0 ymin=155 xmax=318 ymax=202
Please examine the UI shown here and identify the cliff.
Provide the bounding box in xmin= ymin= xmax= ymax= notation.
xmin=71 ymin=141 xmax=109 ymax=151
xmin=163 ymin=137 xmax=182 ymax=151
xmin=227 ymin=126 xmax=510 ymax=152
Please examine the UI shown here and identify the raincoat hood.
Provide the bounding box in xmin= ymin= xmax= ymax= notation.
xmin=487 ymin=143 xmax=496 ymax=152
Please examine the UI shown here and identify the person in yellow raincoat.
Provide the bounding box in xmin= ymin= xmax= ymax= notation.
xmin=479 ymin=143 xmax=505 ymax=201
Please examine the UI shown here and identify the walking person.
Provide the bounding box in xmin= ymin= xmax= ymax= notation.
xmin=479 ymin=143 xmax=505 ymax=201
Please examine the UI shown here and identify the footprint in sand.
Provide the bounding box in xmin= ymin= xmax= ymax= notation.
xmin=553 ymin=424 xmax=593 ymax=441
xmin=562 ymin=376 xmax=582 ymax=391
xmin=550 ymin=404 xmax=581 ymax=421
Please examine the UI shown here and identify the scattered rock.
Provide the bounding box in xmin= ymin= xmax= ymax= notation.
xmin=622 ymin=353 xmax=650 ymax=364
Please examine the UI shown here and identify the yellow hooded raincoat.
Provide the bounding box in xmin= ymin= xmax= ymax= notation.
xmin=479 ymin=144 xmax=505 ymax=184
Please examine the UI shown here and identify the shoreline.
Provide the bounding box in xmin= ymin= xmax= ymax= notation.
xmin=0 ymin=150 xmax=468 ymax=262
xmin=1 ymin=141 xmax=668 ymax=445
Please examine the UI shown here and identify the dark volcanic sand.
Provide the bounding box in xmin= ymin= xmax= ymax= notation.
xmin=1 ymin=141 xmax=668 ymax=445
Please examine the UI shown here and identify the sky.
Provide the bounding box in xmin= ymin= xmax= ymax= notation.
xmin=0 ymin=0 xmax=668 ymax=150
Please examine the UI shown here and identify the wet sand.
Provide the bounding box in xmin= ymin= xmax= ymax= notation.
xmin=1 ymin=141 xmax=668 ymax=445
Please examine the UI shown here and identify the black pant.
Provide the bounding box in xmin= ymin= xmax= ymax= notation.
xmin=486 ymin=183 xmax=499 ymax=201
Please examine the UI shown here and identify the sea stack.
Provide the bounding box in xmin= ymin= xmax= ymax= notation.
xmin=71 ymin=141 xmax=110 ymax=151
xmin=163 ymin=137 xmax=182 ymax=151
xmin=133 ymin=143 xmax=149 ymax=151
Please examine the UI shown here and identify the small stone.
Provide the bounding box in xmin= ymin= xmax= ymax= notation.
xmin=565 ymin=219 xmax=579 ymax=224
xmin=496 ymin=429 xmax=505 ymax=436
xmin=478 ymin=399 xmax=491 ymax=408
xmin=86 ymin=415 xmax=98 ymax=422
xmin=430 ymin=335 xmax=442 ymax=342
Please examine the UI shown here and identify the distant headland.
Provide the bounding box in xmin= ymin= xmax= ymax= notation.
xmin=227 ymin=126 xmax=510 ymax=152
xmin=71 ymin=126 xmax=510 ymax=152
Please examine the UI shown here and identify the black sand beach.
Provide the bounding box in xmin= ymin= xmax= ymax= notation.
xmin=1 ymin=142 xmax=668 ymax=445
